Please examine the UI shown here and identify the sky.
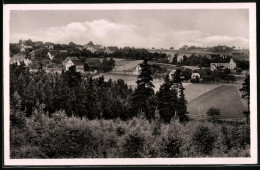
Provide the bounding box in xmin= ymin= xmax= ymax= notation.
xmin=10 ymin=9 xmax=249 ymax=49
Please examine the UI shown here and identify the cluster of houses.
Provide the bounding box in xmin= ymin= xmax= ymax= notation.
xmin=82 ymin=42 xmax=119 ymax=54
xmin=63 ymin=57 xmax=101 ymax=73
xmin=10 ymin=53 xmax=102 ymax=73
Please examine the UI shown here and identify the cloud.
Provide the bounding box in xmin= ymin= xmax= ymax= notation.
xmin=11 ymin=19 xmax=249 ymax=49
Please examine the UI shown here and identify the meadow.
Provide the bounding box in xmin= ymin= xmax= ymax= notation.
xmin=187 ymin=85 xmax=246 ymax=121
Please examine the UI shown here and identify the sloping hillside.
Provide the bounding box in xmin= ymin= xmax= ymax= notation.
xmin=187 ymin=85 xmax=246 ymax=121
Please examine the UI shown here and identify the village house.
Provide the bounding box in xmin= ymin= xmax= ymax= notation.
xmin=107 ymin=46 xmax=119 ymax=54
xmin=63 ymin=57 xmax=81 ymax=66
xmin=84 ymin=58 xmax=101 ymax=72
xmin=47 ymin=50 xmax=59 ymax=60
xmin=20 ymin=43 xmax=33 ymax=52
xmin=191 ymin=69 xmax=208 ymax=82
xmin=177 ymin=55 xmax=184 ymax=63
xmin=65 ymin=59 xmax=84 ymax=72
xmin=10 ymin=54 xmax=31 ymax=66
xmin=93 ymin=45 xmax=105 ymax=52
xmin=83 ymin=44 xmax=95 ymax=53
xmin=210 ymin=57 xmax=236 ymax=71
xmin=132 ymin=64 xmax=142 ymax=76
xmin=167 ymin=53 xmax=176 ymax=63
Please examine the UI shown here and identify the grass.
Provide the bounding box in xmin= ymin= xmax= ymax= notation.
xmin=187 ymin=85 xmax=246 ymax=121
xmin=96 ymin=73 xmax=190 ymax=92
xmin=184 ymin=83 xmax=221 ymax=102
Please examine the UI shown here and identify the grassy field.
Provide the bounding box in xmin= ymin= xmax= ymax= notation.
xmin=187 ymin=85 xmax=246 ymax=121
xmin=96 ymin=73 xmax=190 ymax=92
xmin=184 ymin=83 xmax=221 ymax=102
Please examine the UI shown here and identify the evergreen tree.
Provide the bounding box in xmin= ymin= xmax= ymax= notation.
xmin=156 ymin=75 xmax=178 ymax=123
xmin=131 ymin=59 xmax=155 ymax=120
xmin=177 ymin=83 xmax=189 ymax=122
xmin=172 ymin=69 xmax=189 ymax=123
xmin=85 ymin=76 xmax=101 ymax=119
xmin=62 ymin=65 xmax=82 ymax=88
xmin=240 ymin=75 xmax=250 ymax=124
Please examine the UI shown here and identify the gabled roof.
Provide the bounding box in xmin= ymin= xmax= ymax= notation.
xmin=84 ymin=58 xmax=101 ymax=68
xmin=71 ymin=60 xmax=83 ymax=66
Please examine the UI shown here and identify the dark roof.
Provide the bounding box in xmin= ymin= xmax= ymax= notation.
xmin=211 ymin=57 xmax=232 ymax=63
xmin=71 ymin=60 xmax=83 ymax=66
xmin=84 ymin=58 xmax=101 ymax=68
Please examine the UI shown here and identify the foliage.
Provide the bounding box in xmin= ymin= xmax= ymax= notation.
xmin=10 ymin=112 xmax=250 ymax=158
xmin=131 ymin=59 xmax=155 ymax=120
xmin=207 ymin=107 xmax=220 ymax=121
xmin=192 ymin=125 xmax=216 ymax=155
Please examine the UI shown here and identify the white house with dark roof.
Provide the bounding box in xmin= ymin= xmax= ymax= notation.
xmin=132 ymin=64 xmax=142 ymax=76
xmin=210 ymin=57 xmax=236 ymax=71
xmin=65 ymin=59 xmax=84 ymax=72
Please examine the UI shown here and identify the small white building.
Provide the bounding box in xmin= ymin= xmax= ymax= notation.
xmin=210 ymin=58 xmax=236 ymax=71
xmin=65 ymin=59 xmax=84 ymax=72
xmin=191 ymin=72 xmax=200 ymax=80
xmin=168 ymin=69 xmax=176 ymax=80
xmin=133 ymin=65 xmax=142 ymax=76
xmin=177 ymin=55 xmax=184 ymax=63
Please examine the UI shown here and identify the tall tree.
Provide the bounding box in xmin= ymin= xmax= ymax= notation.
xmin=172 ymin=69 xmax=189 ymax=123
xmin=177 ymin=83 xmax=189 ymax=122
xmin=156 ymin=75 xmax=178 ymax=123
xmin=240 ymin=75 xmax=250 ymax=124
xmin=131 ymin=59 xmax=155 ymax=120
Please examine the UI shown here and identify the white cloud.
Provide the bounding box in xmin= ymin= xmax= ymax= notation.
xmin=11 ymin=19 xmax=249 ymax=49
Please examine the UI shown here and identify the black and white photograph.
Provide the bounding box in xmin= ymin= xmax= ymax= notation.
xmin=3 ymin=3 xmax=257 ymax=166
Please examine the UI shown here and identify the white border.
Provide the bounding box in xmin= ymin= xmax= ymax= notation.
xmin=3 ymin=3 xmax=257 ymax=166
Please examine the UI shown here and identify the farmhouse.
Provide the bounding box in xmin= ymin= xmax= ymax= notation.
xmin=84 ymin=58 xmax=101 ymax=72
xmin=20 ymin=43 xmax=33 ymax=52
xmin=132 ymin=64 xmax=142 ymax=75
xmin=210 ymin=57 xmax=236 ymax=71
xmin=10 ymin=54 xmax=31 ymax=66
xmin=83 ymin=44 xmax=95 ymax=53
xmin=191 ymin=69 xmax=208 ymax=82
xmin=65 ymin=59 xmax=84 ymax=72
xmin=177 ymin=55 xmax=184 ymax=63
xmin=107 ymin=46 xmax=119 ymax=53
xmin=167 ymin=53 xmax=176 ymax=63
xmin=63 ymin=57 xmax=81 ymax=66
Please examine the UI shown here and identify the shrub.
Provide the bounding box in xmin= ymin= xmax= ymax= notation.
xmin=122 ymin=131 xmax=145 ymax=158
xmin=165 ymin=138 xmax=181 ymax=157
xmin=207 ymin=107 xmax=220 ymax=121
xmin=192 ymin=125 xmax=216 ymax=155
